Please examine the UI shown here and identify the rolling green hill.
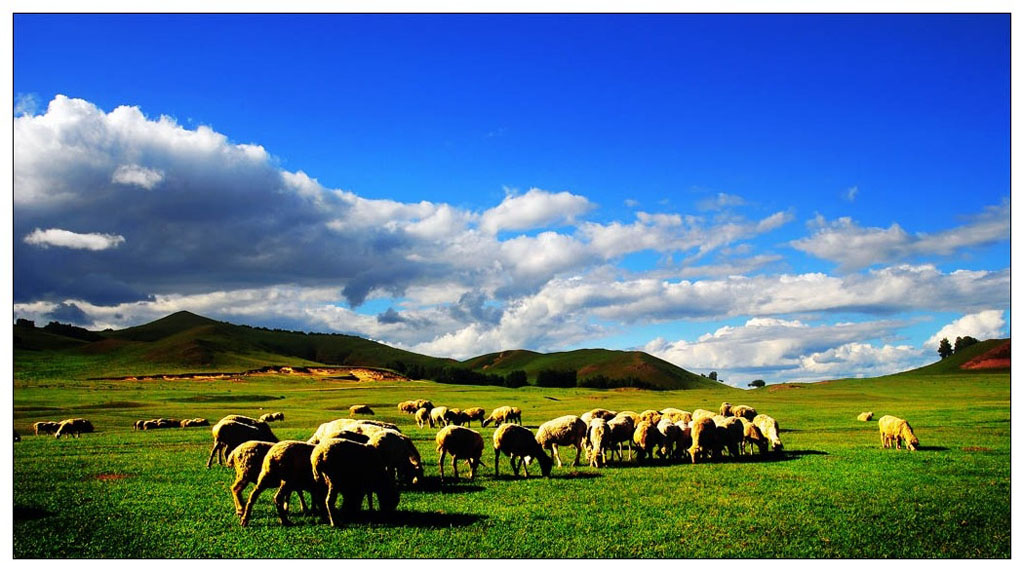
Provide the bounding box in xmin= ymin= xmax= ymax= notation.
xmin=900 ymin=337 xmax=1010 ymax=375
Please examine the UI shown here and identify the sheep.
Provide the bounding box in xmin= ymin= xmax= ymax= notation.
xmin=613 ymin=411 xmax=640 ymax=425
xmin=225 ymin=440 xmax=277 ymax=516
xmin=414 ymin=399 xmax=435 ymax=413
xmin=311 ymin=438 xmax=399 ymax=527
xmin=54 ymin=418 xmax=94 ymax=439
xmin=397 ymin=400 xmax=420 ymax=414
xmin=33 ymin=421 xmax=60 ymax=436
xmin=181 ymin=418 xmax=209 ymax=428
xmin=713 ymin=415 xmax=744 ymax=458
xmin=606 ymin=415 xmax=636 ymax=461
xmin=738 ymin=417 xmax=768 ymax=455
xmin=691 ymin=409 xmax=717 ymax=422
xmin=435 ymin=425 xmax=484 ymax=482
xmin=660 ymin=408 xmax=692 ymax=424
xmin=536 ymin=415 xmax=588 ymax=468
xmin=207 ymin=417 xmax=278 ymax=468
xmin=638 ymin=409 xmax=663 ymax=425
xmin=580 ymin=408 xmax=617 ymax=424
xmin=259 ymin=412 xmax=285 ymax=423
xmin=463 ymin=407 xmax=486 ymax=426
xmin=508 ymin=407 xmax=523 ymax=425
xmin=142 ymin=420 xmax=159 ymax=430
xmin=878 ymin=415 xmax=919 ymax=451
xmin=349 ymin=404 xmax=374 ymax=415
xmin=753 ymin=414 xmax=783 ymax=453
xmin=632 ymin=420 xmax=663 ymax=463
xmin=239 ymin=440 xmax=321 ymax=526
xmin=415 ymin=407 xmax=431 ymax=428
xmin=307 ymin=419 xmax=399 ymax=445
xmin=673 ymin=420 xmax=694 ymax=461
xmin=443 ymin=408 xmax=470 ymax=427
xmin=481 ymin=406 xmax=515 ymax=428
xmin=586 ymin=418 xmax=611 ymax=467
xmin=367 ymin=428 xmax=424 ymax=486
xmin=493 ymin=423 xmax=553 ymax=478
xmin=688 ymin=416 xmax=719 ymax=464
xmin=429 ymin=406 xmax=450 ymax=428
xmin=731 ymin=405 xmax=758 ymax=422
xmin=133 ymin=419 xmax=144 ymax=431
xmin=719 ymin=402 xmax=733 ymax=417
xmin=858 ymin=411 xmax=874 ymax=422
xmin=656 ymin=418 xmax=684 ymax=459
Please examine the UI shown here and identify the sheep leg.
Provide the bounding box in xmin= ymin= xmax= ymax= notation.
xmin=451 ymin=455 xmax=460 ymax=480
xmin=229 ymin=476 xmax=249 ymax=515
xmin=273 ymin=484 xmax=294 ymax=526
xmin=551 ymin=444 xmax=563 ymax=468
xmin=494 ymin=448 xmax=501 ymax=478
xmin=324 ymin=480 xmax=340 ymax=527
xmin=438 ymin=450 xmax=446 ymax=482
xmin=239 ymin=480 xmax=270 ymax=527
xmin=206 ymin=441 xmax=222 ymax=468
xmin=572 ymin=444 xmax=581 ymax=467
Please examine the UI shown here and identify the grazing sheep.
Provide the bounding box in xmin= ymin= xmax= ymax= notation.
xmin=54 ymin=418 xmax=94 ymax=439
xmin=673 ymin=420 xmax=694 ymax=461
xmin=638 ymin=409 xmax=663 ymax=425
xmin=181 ymin=418 xmax=209 ymax=428
xmin=738 ymin=417 xmax=768 ymax=455
xmin=133 ymin=420 xmax=145 ymax=431
xmin=259 ymin=412 xmax=285 ymax=423
xmin=239 ymin=440 xmax=320 ymax=526
xmin=430 ymin=406 xmax=450 ymax=428
xmin=660 ymin=408 xmax=692 ymax=424
xmin=753 ymin=414 xmax=783 ymax=453
xmin=435 ymin=425 xmax=485 ymax=482
xmin=307 ymin=419 xmax=399 ymax=445
xmin=207 ymin=417 xmax=278 ymax=468
xmin=580 ymin=408 xmax=617 ymax=424
xmin=367 ymin=428 xmax=423 ymax=486
xmin=536 ymin=415 xmax=588 ymax=468
xmin=463 ymin=407 xmax=486 ymax=426
xmin=688 ymin=417 xmax=719 ymax=464
xmin=607 ymin=415 xmax=636 ymax=461
xmin=33 ymin=421 xmax=60 ymax=436
xmin=443 ymin=408 xmax=470 ymax=427
xmin=414 ymin=399 xmax=435 ymax=412
xmin=656 ymin=418 xmax=684 ymax=459
xmin=397 ymin=400 xmax=420 ymax=414
xmin=713 ymin=415 xmax=744 ymax=458
xmin=415 ymin=407 xmax=431 ymax=428
xmin=508 ymin=407 xmax=523 ymax=425
xmin=692 ymin=409 xmax=717 ymax=422
xmin=311 ymin=438 xmax=399 ymax=527
xmin=632 ymin=420 xmax=664 ymax=463
xmin=731 ymin=405 xmax=758 ymax=422
xmin=349 ymin=404 xmax=374 ymax=415
xmin=719 ymin=402 xmax=733 ymax=417
xmin=858 ymin=411 xmax=874 ymax=422
xmin=586 ymin=418 xmax=611 ymax=467
xmin=878 ymin=415 xmax=919 ymax=451
xmin=225 ymin=440 xmax=276 ymax=516
xmin=481 ymin=406 xmax=515 ymax=428
xmin=492 ymin=423 xmax=553 ymax=478
xmin=220 ymin=414 xmax=264 ymax=425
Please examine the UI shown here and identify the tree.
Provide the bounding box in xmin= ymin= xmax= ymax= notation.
xmin=938 ymin=338 xmax=953 ymax=359
xmin=954 ymin=336 xmax=980 ymax=354
xmin=748 ymin=379 xmax=766 ymax=388
xmin=708 ymin=371 xmax=718 ymax=381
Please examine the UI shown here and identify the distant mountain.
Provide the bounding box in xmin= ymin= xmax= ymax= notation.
xmin=13 ymin=311 xmax=715 ymax=389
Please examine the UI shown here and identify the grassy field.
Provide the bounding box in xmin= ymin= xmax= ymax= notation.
xmin=12 ymin=366 xmax=1010 ymax=558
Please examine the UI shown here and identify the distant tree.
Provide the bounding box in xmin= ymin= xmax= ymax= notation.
xmin=708 ymin=371 xmax=718 ymax=381
xmin=954 ymin=336 xmax=980 ymax=354
xmin=15 ymin=318 xmax=34 ymax=328
xmin=536 ymin=369 xmax=577 ymax=388
xmin=748 ymin=379 xmax=766 ymax=388
xmin=938 ymin=338 xmax=954 ymax=359
xmin=504 ymin=370 xmax=528 ymax=388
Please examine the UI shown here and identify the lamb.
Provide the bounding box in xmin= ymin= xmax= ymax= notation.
xmin=660 ymin=408 xmax=692 ymax=424
xmin=207 ymin=417 xmax=278 ymax=468
xmin=738 ymin=417 xmax=768 ymax=455
xmin=367 ymin=428 xmax=424 ymax=485
xmin=713 ymin=415 xmax=744 ymax=458
xmin=878 ymin=415 xmax=919 ymax=451
xmin=239 ymin=440 xmax=321 ymax=526
xmin=435 ymin=425 xmax=484 ymax=482
xmin=463 ymin=407 xmax=486 ymax=426
xmin=492 ymin=423 xmax=553 ymax=478
xmin=54 ymin=418 xmax=94 ymax=439
xmin=415 ymin=407 xmax=431 ymax=428
xmin=632 ymin=420 xmax=664 ymax=463
xmin=536 ymin=415 xmax=588 ymax=468
xmin=688 ymin=416 xmax=719 ymax=464
xmin=580 ymin=408 xmax=617 ymax=424
xmin=586 ymin=418 xmax=611 ymax=468
xmin=638 ymin=409 xmax=663 ymax=425
xmin=349 ymin=404 xmax=374 ymax=415
xmin=691 ymin=408 xmax=717 ymax=422
xmin=481 ymin=406 xmax=515 ymax=427
xmin=656 ymin=418 xmax=684 ymax=459
xmin=606 ymin=415 xmax=636 ymax=461
xmin=719 ymin=402 xmax=733 ymax=417
xmin=429 ymin=406 xmax=450 ymax=428
xmin=225 ymin=440 xmax=277 ymax=516
xmin=858 ymin=411 xmax=874 ymax=422
xmin=311 ymin=438 xmax=399 ymax=527
xmin=731 ymin=405 xmax=758 ymax=422
xmin=259 ymin=412 xmax=285 ymax=423
xmin=307 ymin=419 xmax=399 ymax=445
xmin=753 ymin=414 xmax=783 ymax=453
xmin=33 ymin=421 xmax=60 ymax=436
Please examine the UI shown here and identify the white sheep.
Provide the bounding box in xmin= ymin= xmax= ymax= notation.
xmin=713 ymin=415 xmax=744 ymax=458
xmin=536 ymin=415 xmax=588 ymax=468
xmin=415 ymin=407 xmax=431 ymax=428
xmin=606 ymin=415 xmax=636 ymax=461
xmin=638 ymin=409 xmax=663 ymax=425
xmin=429 ymin=406 xmax=449 ymax=428
xmin=688 ymin=416 xmax=719 ymax=464
xmin=878 ymin=415 xmax=919 ymax=451
xmin=259 ymin=412 xmax=284 ymax=423
xmin=239 ymin=440 xmax=320 ymax=526
xmin=659 ymin=408 xmax=692 ymax=424
xmin=307 ymin=418 xmax=399 ymax=445
xmin=580 ymin=408 xmax=617 ymax=424
xmin=731 ymin=405 xmax=758 ymax=421
xmin=719 ymin=402 xmax=733 ymax=417
xmin=691 ymin=408 xmax=717 ymax=422
xmin=367 ymin=428 xmax=423 ymax=485
xmin=857 ymin=411 xmax=874 ymax=422
xmin=632 ymin=420 xmax=663 ymax=463
xmin=311 ymin=438 xmax=399 ymax=527
xmin=656 ymin=418 xmax=683 ymax=459
xmin=207 ymin=417 xmax=278 ymax=468
xmin=33 ymin=421 xmax=60 ymax=436
xmin=349 ymin=404 xmax=374 ymax=415
xmin=753 ymin=414 xmax=783 ymax=453
xmin=435 ymin=425 xmax=484 ymax=482
xmin=586 ymin=418 xmax=611 ymax=468
xmin=738 ymin=417 xmax=768 ymax=455
xmin=492 ymin=423 xmax=553 ymax=478
xmin=54 ymin=418 xmax=94 ymax=439
xmin=673 ymin=420 xmax=693 ymax=461
xmin=463 ymin=407 xmax=486 ymax=426
xmin=481 ymin=405 xmax=516 ymax=427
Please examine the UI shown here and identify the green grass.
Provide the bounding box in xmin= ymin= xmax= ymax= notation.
xmin=13 ymin=360 xmax=1010 ymax=558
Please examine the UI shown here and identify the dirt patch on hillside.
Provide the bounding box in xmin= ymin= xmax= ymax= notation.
xmin=961 ymin=341 xmax=1010 ymax=370
xmin=95 ymin=473 xmax=132 ymax=481
xmin=767 ymin=384 xmax=805 ymax=392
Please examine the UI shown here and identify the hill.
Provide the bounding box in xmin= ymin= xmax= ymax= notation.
xmin=900 ymin=338 xmax=1010 ymax=376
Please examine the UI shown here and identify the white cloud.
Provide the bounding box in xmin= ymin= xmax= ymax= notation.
xmin=24 ymin=228 xmax=126 ymax=251
xmin=924 ymin=310 xmax=1007 ymax=348
xmin=112 ymin=164 xmax=164 ymax=189
xmin=479 ymin=188 xmax=594 ymax=234
xmin=844 ymin=185 xmax=859 ymax=202
xmin=697 ymin=192 xmax=746 ymax=211
xmin=15 ymin=93 xmax=39 ymax=117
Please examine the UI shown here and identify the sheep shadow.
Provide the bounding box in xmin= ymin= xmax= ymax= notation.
xmin=549 ymin=470 xmax=603 ymax=480
xmin=413 ymin=476 xmax=485 ymax=494
xmin=13 ymin=505 xmax=54 ymax=522
xmin=352 ymin=509 xmax=486 ymax=529
xmin=914 ymin=445 xmax=949 ymax=452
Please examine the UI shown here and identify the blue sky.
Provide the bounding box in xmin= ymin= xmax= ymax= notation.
xmin=12 ymin=14 xmax=1010 ymax=385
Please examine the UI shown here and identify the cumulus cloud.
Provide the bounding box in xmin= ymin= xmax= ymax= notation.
xmin=924 ymin=310 xmax=1007 ymax=348
xmin=24 ymin=228 xmax=126 ymax=250
xmin=791 ymin=201 xmax=1009 ymax=270
xmin=697 ymin=192 xmax=746 ymax=211
xmin=844 ymin=185 xmax=859 ymax=202
xmin=112 ymin=164 xmax=164 ymax=189
xmin=479 ymin=188 xmax=594 ymax=234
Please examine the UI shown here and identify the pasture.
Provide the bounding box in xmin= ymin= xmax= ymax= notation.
xmin=12 ymin=370 xmax=1010 ymax=558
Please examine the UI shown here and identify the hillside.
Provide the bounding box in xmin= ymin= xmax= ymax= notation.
xmin=13 ymin=311 xmax=712 ymax=390
xmin=900 ymin=338 xmax=1010 ymax=376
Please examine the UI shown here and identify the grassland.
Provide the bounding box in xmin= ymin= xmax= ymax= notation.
xmin=12 ymin=356 xmax=1010 ymax=558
